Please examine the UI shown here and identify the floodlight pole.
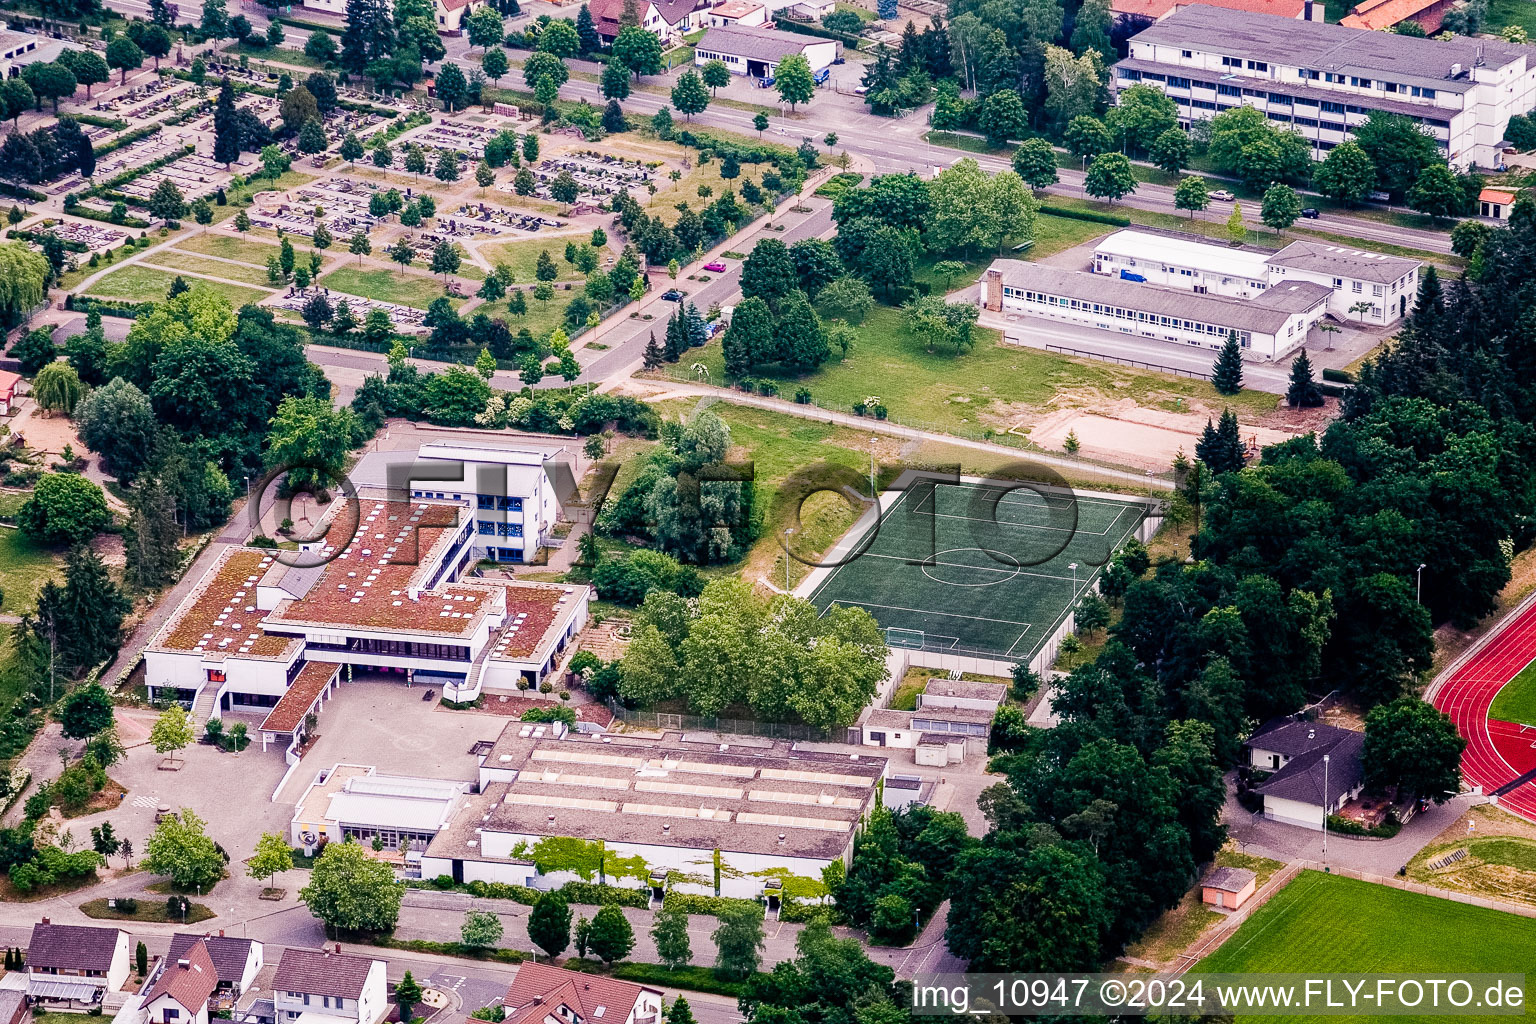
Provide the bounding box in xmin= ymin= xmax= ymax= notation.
xmin=1322 ymin=753 xmax=1330 ymax=862
xmin=783 ymin=527 xmax=795 ymax=593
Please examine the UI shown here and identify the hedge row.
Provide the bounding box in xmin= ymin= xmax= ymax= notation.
xmin=423 ymin=876 xmax=652 ymax=908
xmin=661 ymin=891 xmax=762 ymax=916
xmin=63 ymin=204 xmax=151 ymax=230
xmin=1038 ymin=204 xmax=1132 ymax=227
xmin=0 ymin=181 xmax=46 ymax=203
xmin=370 ymin=937 xmax=526 ymax=963
xmin=769 ymin=16 xmax=863 ymax=49
xmin=1321 ymin=367 xmax=1355 ymax=383
xmin=67 ymin=295 xmax=155 ymax=319
xmin=93 ymin=123 xmax=163 ymax=158
xmin=72 ymin=113 xmax=130 ymax=131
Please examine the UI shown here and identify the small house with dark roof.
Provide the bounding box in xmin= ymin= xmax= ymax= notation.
xmin=1200 ymin=866 xmax=1257 ymax=910
xmin=1248 ymin=720 xmax=1365 ymax=830
xmin=0 ymin=990 xmax=26 ymax=1024
xmin=271 ymin=947 xmax=386 ymax=1024
xmin=498 ymin=963 xmax=661 ymax=1024
xmin=25 ymin=920 xmax=130 ymax=1006
xmin=144 ymin=940 xmax=220 ymax=1024
xmin=165 ymin=933 xmax=263 ymax=997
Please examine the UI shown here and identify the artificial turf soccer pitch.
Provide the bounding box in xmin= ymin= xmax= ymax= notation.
xmin=807 ymin=479 xmax=1146 ymax=660
xmin=1196 ymin=872 xmax=1536 ymax=1023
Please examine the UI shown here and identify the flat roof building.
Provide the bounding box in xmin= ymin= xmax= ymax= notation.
xmin=145 ymin=495 xmax=592 ymax=738
xmin=1114 ymin=4 xmax=1536 ymax=167
xmin=289 ymin=764 xmax=471 ymax=857
xmin=1091 ymin=230 xmax=1421 ymax=326
xmin=983 ymin=258 xmax=1330 ymax=360
xmin=422 ymin=727 xmax=887 ymax=898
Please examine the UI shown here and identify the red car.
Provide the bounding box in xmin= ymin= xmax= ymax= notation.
xmin=703 ymin=261 xmax=727 ymax=273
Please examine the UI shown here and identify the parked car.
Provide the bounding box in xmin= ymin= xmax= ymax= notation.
xmin=1367 ymin=189 xmax=1391 ymax=203
xmin=1210 ymin=189 xmax=1236 ymax=201
xmin=662 ymin=289 xmax=685 ymax=301
xmin=757 ymin=76 xmax=775 ymax=88
xmin=703 ymin=261 xmax=727 ymax=272
xmin=1300 ymin=207 xmax=1320 ymax=219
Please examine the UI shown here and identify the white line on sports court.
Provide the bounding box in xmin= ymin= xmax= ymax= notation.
xmin=854 ymin=551 xmax=1083 ymax=584
xmin=825 ymin=598 xmax=1036 ymax=627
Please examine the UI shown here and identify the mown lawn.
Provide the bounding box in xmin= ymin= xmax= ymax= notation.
xmin=1490 ymin=0 xmax=1536 ymax=34
xmin=477 ymin=236 xmax=612 ymax=283
xmin=0 ymin=528 xmax=64 ymax=614
xmin=1196 ymin=871 xmax=1536 ymax=1024
xmin=143 ymin=249 xmax=280 ymax=288
xmin=319 ymin=265 xmax=464 ymax=310
xmin=661 ymin=301 xmax=1277 ymax=437
xmin=173 ymin=233 xmax=289 ymax=267
xmin=87 ymin=264 xmax=270 ymax=306
xmin=1490 ymin=657 xmax=1536 ymax=727
xmin=473 ymin=291 xmax=570 ymax=339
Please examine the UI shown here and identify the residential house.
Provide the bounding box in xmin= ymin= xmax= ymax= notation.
xmin=271 ymin=948 xmax=387 ymax=1024
xmin=1340 ymin=0 xmax=1452 ymax=34
xmin=1113 ymin=4 xmax=1536 ymax=167
xmin=1200 ymin=866 xmax=1257 ymax=909
xmin=143 ymin=941 xmax=220 ymax=1024
xmin=25 ymin=921 xmax=130 ymax=1008
xmin=0 ymin=370 xmax=20 ymax=416
xmin=705 ymin=1 xmax=768 ymax=27
xmin=586 ymin=0 xmax=708 ymax=46
xmin=1248 ymin=720 xmax=1366 ymax=829
xmin=434 ymin=0 xmax=491 ymax=33
xmin=499 ymin=963 xmax=662 ymax=1024
xmin=1111 ymin=0 xmax=1316 ymax=25
xmin=164 ymin=934 xmax=263 ymax=998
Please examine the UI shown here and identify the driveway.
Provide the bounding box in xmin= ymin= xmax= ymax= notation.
xmin=1222 ymin=775 xmax=1479 ymax=876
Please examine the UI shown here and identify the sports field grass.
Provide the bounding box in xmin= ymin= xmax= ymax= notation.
xmin=87 ymin=265 xmax=270 ymax=307
xmin=1490 ymin=658 xmax=1536 ymax=728
xmin=808 ymin=478 xmax=1145 ymax=659
xmin=1197 ymin=871 xmax=1536 ymax=1023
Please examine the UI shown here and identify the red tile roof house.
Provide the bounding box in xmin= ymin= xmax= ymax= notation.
xmin=25 ymin=921 xmax=131 ymax=1008
xmin=143 ymin=940 xmax=221 ymax=1024
xmin=165 ymin=933 xmax=264 ymax=998
xmin=587 ymin=0 xmax=708 ymax=46
xmin=0 ymin=369 xmax=20 ymax=417
xmin=496 ymin=964 xmax=662 ymax=1024
xmin=272 ymin=947 xmax=387 ymax=1024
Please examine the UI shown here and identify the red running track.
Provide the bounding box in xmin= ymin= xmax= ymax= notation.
xmin=1433 ymin=600 xmax=1536 ymax=822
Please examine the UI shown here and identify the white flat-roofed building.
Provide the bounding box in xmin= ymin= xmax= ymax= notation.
xmin=1114 ymin=4 xmax=1536 ymax=167
xmin=406 ymin=442 xmax=572 ymax=566
xmin=288 ymin=764 xmax=471 ymax=858
xmin=1264 ymin=239 xmax=1420 ymax=323
xmin=983 ymin=259 xmax=1330 ymax=360
xmin=1093 ymin=229 xmax=1274 ymax=298
xmin=1091 ymin=230 xmax=1421 ymax=325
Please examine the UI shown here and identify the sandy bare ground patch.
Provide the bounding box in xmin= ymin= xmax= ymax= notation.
xmin=1028 ymin=402 xmax=1305 ymax=470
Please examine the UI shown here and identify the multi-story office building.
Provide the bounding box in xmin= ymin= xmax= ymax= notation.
xmin=1114 ymin=4 xmax=1536 ymax=167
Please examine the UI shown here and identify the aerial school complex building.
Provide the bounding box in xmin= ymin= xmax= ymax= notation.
xmin=143 ymin=443 xmax=593 ymax=753
xmin=1113 ymin=5 xmax=1536 ymax=168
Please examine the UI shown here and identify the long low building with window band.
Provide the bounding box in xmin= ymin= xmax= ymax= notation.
xmin=981 ymin=259 xmax=1331 ymax=361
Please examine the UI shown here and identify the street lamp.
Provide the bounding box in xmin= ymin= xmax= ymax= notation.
xmin=1417 ymin=563 xmax=1427 ymax=605
xmin=782 ymin=527 xmax=795 ymax=592
xmin=1322 ymin=753 xmax=1330 ymax=861
xmin=1069 ymin=562 xmax=1078 ymax=591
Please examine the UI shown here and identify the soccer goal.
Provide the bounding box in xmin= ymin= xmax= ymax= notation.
xmin=885 ymin=627 xmax=926 ymax=650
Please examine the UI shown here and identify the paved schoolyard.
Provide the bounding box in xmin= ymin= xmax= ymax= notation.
xmin=277 ymin=678 xmax=512 ymax=802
